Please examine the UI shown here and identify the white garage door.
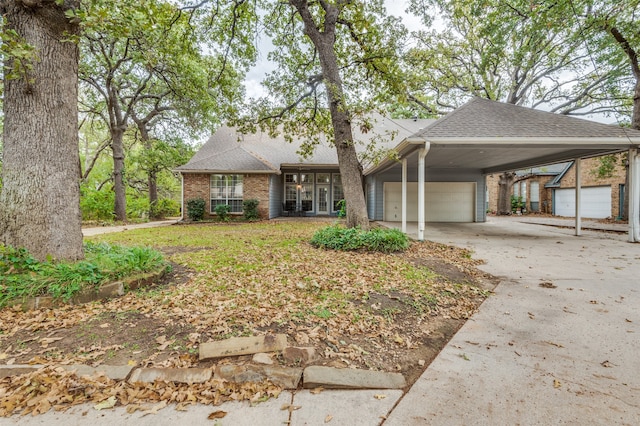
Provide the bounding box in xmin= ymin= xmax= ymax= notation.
xmin=555 ymin=186 xmax=611 ymax=218
xmin=384 ymin=182 xmax=476 ymax=222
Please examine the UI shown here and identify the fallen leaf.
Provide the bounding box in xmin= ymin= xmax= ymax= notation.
xmin=553 ymin=379 xmax=561 ymax=389
xmin=324 ymin=414 xmax=333 ymax=423
xmin=374 ymin=394 xmax=386 ymax=400
xmin=142 ymin=400 xmax=167 ymax=416
xmin=126 ymin=405 xmax=141 ymax=414
xmin=99 ymin=323 xmax=110 ymax=328
xmin=280 ymin=404 xmax=301 ymax=412
xmin=310 ymin=387 xmax=324 ymax=395
xmin=127 ymin=360 xmax=137 ymax=366
xmin=0 ymin=353 xmax=7 ymax=360
xmin=94 ymin=396 xmax=117 ymax=411
xmin=208 ymin=410 xmax=227 ymax=419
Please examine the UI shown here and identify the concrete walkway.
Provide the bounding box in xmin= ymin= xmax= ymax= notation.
xmin=82 ymin=219 xmax=179 ymax=236
xmin=9 ymin=217 xmax=640 ymax=425
xmin=383 ymin=217 xmax=640 ymax=425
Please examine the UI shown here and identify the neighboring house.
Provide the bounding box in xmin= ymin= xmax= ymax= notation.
xmin=177 ymin=97 xmax=640 ymax=240
xmin=486 ymin=163 xmax=570 ymax=214
xmin=487 ymin=154 xmax=627 ymax=219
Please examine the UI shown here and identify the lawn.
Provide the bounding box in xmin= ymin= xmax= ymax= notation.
xmin=0 ymin=220 xmax=494 ymax=415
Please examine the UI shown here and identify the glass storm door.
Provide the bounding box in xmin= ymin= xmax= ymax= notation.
xmin=317 ymin=185 xmax=329 ymax=215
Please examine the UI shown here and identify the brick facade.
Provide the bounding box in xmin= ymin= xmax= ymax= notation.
xmin=486 ymin=174 xmax=555 ymax=214
xmin=182 ymin=173 xmax=271 ymax=219
xmin=243 ymin=174 xmax=270 ymax=219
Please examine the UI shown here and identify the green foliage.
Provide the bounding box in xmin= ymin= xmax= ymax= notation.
xmin=0 ymin=242 xmax=167 ymax=306
xmin=511 ymin=195 xmax=524 ymax=212
xmin=186 ymin=198 xmax=206 ymax=221
xmin=151 ymin=198 xmax=180 ymax=219
xmin=80 ymin=186 xmax=115 ymax=221
xmin=336 ymin=199 xmax=347 ymax=218
xmin=214 ymin=204 xmax=232 ymax=222
xmin=592 ymin=154 xmax=620 ymax=179
xmin=0 ymin=23 xmax=39 ymax=84
xmin=242 ymin=199 xmax=260 ymax=221
xmin=310 ymin=225 xmax=410 ymax=253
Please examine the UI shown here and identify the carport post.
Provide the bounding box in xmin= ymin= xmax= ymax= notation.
xmin=417 ymin=144 xmax=430 ymax=241
xmin=575 ymin=158 xmax=582 ymax=236
xmin=629 ymin=147 xmax=640 ymax=243
xmin=402 ymin=158 xmax=407 ymax=234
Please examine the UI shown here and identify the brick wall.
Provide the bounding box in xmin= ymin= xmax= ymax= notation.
xmin=243 ymin=174 xmax=271 ymax=219
xmin=182 ymin=173 xmax=272 ymax=219
xmin=487 ymin=174 xmax=558 ymax=214
xmin=486 ymin=174 xmax=499 ymax=213
xmin=558 ymin=155 xmax=626 ymax=218
xmin=182 ymin=173 xmax=212 ymax=218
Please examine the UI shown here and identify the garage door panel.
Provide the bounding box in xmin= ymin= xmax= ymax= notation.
xmin=384 ymin=182 xmax=476 ymax=222
xmin=555 ymin=186 xmax=611 ymax=219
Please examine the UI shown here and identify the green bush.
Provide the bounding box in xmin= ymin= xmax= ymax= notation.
xmin=336 ymin=199 xmax=346 ymax=218
xmin=242 ymin=199 xmax=260 ymax=221
xmin=310 ymin=225 xmax=409 ymax=253
xmin=151 ymin=198 xmax=180 ymax=219
xmin=214 ymin=203 xmax=231 ymax=221
xmin=186 ymin=198 xmax=206 ymax=221
xmin=0 ymin=242 xmax=168 ymax=306
xmin=80 ymin=186 xmax=115 ymax=221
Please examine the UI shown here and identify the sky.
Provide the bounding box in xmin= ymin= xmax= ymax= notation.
xmin=243 ymin=0 xmax=420 ymax=99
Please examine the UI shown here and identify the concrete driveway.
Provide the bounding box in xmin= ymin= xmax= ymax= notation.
xmin=383 ymin=217 xmax=640 ymax=425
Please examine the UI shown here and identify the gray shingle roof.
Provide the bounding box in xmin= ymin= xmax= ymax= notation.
xmin=177 ymin=114 xmax=435 ymax=172
xmin=416 ymin=97 xmax=640 ymax=139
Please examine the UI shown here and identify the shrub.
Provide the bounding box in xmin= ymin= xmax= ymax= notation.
xmin=186 ymin=198 xmax=206 ymax=221
xmin=0 ymin=242 xmax=168 ymax=306
xmin=214 ymin=203 xmax=231 ymax=221
xmin=310 ymin=225 xmax=409 ymax=253
xmin=336 ymin=199 xmax=346 ymax=218
xmin=150 ymin=198 xmax=180 ymax=219
xmin=242 ymin=199 xmax=260 ymax=221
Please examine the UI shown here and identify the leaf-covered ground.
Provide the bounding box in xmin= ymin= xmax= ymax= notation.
xmin=0 ymin=220 xmax=496 ymax=416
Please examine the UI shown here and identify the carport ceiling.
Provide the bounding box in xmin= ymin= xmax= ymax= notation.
xmin=406 ymin=143 xmax=630 ymax=174
xmin=365 ymin=98 xmax=640 ymax=176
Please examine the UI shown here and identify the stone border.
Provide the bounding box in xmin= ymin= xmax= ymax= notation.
xmin=7 ymin=267 xmax=168 ymax=311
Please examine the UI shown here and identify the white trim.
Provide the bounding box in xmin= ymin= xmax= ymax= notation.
xmin=401 ymin=158 xmax=407 ymax=234
xmin=575 ymin=158 xmax=582 ymax=236
xmin=417 ymin=144 xmax=430 ymax=241
xmin=629 ymin=147 xmax=640 ymax=243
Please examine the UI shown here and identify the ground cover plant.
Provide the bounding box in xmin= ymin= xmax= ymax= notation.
xmin=0 ymin=242 xmax=168 ymax=306
xmin=0 ymin=220 xmax=495 ymax=416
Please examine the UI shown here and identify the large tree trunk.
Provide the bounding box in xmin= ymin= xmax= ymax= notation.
xmin=497 ymin=172 xmax=517 ymax=215
xmin=291 ymin=0 xmax=369 ymax=229
xmin=111 ymin=128 xmax=127 ymax=221
xmin=0 ymin=0 xmax=84 ymax=261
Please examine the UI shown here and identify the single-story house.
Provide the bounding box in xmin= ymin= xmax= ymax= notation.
xmin=486 ymin=154 xmax=627 ymax=219
xmin=177 ymin=97 xmax=640 ymax=242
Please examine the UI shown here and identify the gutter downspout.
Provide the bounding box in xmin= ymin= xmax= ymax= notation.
xmin=417 ymin=143 xmax=431 ymax=241
xmin=629 ymin=147 xmax=640 ymax=243
xmin=180 ymin=173 xmax=184 ymax=221
xmin=575 ymin=158 xmax=582 ymax=236
xmin=402 ymin=158 xmax=407 ymax=234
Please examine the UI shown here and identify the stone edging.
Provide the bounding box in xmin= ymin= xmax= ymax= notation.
xmin=0 ymin=363 xmax=406 ymax=390
xmin=8 ymin=268 xmax=167 ymax=311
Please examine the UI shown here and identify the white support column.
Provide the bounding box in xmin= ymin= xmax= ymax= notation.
xmin=575 ymin=158 xmax=582 ymax=236
xmin=629 ymin=147 xmax=640 ymax=243
xmin=180 ymin=173 xmax=185 ymax=221
xmin=401 ymin=158 xmax=407 ymax=234
xmin=417 ymin=143 xmax=430 ymax=241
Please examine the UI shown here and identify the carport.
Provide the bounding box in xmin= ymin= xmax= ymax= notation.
xmin=365 ymin=98 xmax=640 ymax=242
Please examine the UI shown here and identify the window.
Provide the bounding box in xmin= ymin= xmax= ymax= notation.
xmin=332 ymin=174 xmax=343 ymax=212
xmin=211 ymin=174 xmax=243 ymax=213
xmin=530 ymin=182 xmax=540 ymax=212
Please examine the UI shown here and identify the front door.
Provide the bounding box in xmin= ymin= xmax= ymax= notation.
xmin=317 ymin=185 xmax=329 ymax=215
